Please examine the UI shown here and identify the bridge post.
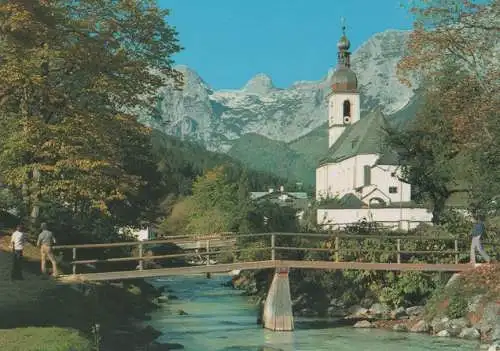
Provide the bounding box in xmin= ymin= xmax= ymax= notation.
xmin=72 ymin=248 xmax=77 ymax=275
xmin=397 ymin=239 xmax=401 ymax=264
xmin=271 ymin=233 xmax=276 ymax=261
xmin=138 ymin=243 xmax=144 ymax=271
xmin=262 ymin=268 xmax=294 ymax=331
xmin=206 ymin=240 xmax=210 ymax=266
xmin=205 ymin=240 xmax=212 ymax=278
xmin=335 ymin=236 xmax=340 ymax=262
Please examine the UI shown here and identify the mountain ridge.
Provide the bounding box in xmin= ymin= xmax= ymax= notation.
xmin=141 ymin=29 xmax=415 ymax=152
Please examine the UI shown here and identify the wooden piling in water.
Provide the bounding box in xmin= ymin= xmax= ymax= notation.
xmin=262 ymin=268 xmax=294 ymax=331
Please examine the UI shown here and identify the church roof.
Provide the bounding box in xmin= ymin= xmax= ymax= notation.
xmin=339 ymin=193 xmax=365 ymax=208
xmin=374 ymin=151 xmax=400 ymax=166
xmin=318 ymin=108 xmax=391 ymax=166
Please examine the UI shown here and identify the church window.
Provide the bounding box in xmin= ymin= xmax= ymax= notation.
xmin=389 ymin=186 xmax=398 ymax=194
xmin=343 ymin=100 xmax=351 ymax=116
xmin=351 ymin=137 xmax=359 ymax=149
xmin=364 ymin=166 xmax=371 ymax=186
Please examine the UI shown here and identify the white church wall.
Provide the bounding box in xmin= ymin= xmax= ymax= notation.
xmin=329 ymin=127 xmax=345 ymax=149
xmin=316 ymin=159 xmax=356 ymax=199
xmin=353 ymin=154 xmax=379 ymax=189
xmin=317 ymin=207 xmax=433 ymax=231
xmin=316 ymin=155 xmax=380 ymax=201
xmin=331 ymin=158 xmax=355 ymax=195
xmin=328 ymin=92 xmax=361 ymax=125
xmin=328 ymin=92 xmax=361 ymax=148
xmin=316 ymin=166 xmax=327 ymax=199
xmin=362 ymin=188 xmax=392 ymax=204
xmin=370 ymin=165 xmax=411 ymax=203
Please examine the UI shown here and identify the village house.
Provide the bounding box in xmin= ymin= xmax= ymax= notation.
xmin=250 ymin=186 xmax=310 ymax=220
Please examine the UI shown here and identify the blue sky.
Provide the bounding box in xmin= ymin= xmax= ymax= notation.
xmin=158 ymin=1 xmax=414 ymax=90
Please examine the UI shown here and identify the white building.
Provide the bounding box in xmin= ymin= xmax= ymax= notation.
xmin=119 ymin=226 xmax=151 ymax=241
xmin=315 ymin=26 xmax=432 ymax=230
xmin=250 ymin=186 xmax=310 ymax=220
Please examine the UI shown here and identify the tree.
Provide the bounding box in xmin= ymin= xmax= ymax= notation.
xmin=171 ymin=166 xmax=242 ymax=235
xmin=386 ymin=67 xmax=470 ymax=224
xmin=0 ymin=0 xmax=182 ymax=239
xmin=399 ymin=0 xmax=499 ymax=150
xmin=392 ymin=0 xmax=500 ymax=218
xmin=399 ymin=0 xmax=498 ymax=90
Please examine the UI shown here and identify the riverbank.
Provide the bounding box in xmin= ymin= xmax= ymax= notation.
xmin=348 ymin=264 xmax=500 ymax=350
xmin=231 ymin=264 xmax=500 ymax=350
xmin=0 ymin=233 xmax=171 ymax=351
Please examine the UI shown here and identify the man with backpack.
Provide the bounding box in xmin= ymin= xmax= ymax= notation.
xmin=470 ymin=215 xmax=491 ymax=265
xmin=36 ymin=222 xmax=59 ymax=277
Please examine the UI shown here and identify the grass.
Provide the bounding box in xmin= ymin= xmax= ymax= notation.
xmin=0 ymin=236 xmax=95 ymax=350
xmin=0 ymin=327 xmax=92 ymax=351
xmin=0 ymin=231 xmax=163 ymax=350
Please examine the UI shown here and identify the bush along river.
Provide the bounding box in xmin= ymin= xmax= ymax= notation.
xmin=144 ymin=274 xmax=486 ymax=351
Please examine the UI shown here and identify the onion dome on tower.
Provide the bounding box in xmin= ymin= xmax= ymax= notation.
xmin=331 ymin=24 xmax=358 ymax=93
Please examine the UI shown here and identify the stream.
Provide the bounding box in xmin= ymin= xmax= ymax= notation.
xmin=146 ymin=275 xmax=479 ymax=351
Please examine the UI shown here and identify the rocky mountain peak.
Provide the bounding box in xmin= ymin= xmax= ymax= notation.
xmin=242 ymin=73 xmax=275 ymax=95
xmin=146 ymin=30 xmax=417 ymax=152
xmin=175 ymin=65 xmax=211 ymax=91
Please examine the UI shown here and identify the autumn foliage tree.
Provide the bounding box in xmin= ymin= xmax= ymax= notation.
xmin=386 ymin=67 xmax=469 ymax=224
xmin=0 ymin=0 xmax=182 ymax=240
xmin=390 ymin=0 xmax=500 ymax=217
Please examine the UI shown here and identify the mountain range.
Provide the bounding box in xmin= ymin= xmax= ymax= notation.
xmin=141 ymin=29 xmax=421 ymax=186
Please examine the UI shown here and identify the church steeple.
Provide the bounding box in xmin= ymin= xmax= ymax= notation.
xmin=331 ymin=20 xmax=358 ymax=93
xmin=337 ymin=21 xmax=351 ymax=68
xmin=327 ymin=19 xmax=361 ymax=148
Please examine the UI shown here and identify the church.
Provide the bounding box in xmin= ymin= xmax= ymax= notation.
xmin=315 ymin=27 xmax=432 ymax=230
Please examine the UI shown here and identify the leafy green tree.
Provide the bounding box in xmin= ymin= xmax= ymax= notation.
xmin=386 ymin=68 xmax=471 ymax=224
xmin=0 ymin=0 xmax=181 ymax=240
xmin=395 ymin=0 xmax=499 ymax=218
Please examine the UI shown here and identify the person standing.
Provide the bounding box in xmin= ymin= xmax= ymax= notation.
xmin=36 ymin=222 xmax=59 ymax=277
xmin=470 ymin=215 xmax=491 ymax=264
xmin=10 ymin=225 xmax=27 ymax=280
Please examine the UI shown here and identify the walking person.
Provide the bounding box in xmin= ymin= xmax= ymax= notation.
xmin=470 ymin=215 xmax=491 ymax=265
xmin=10 ymin=225 xmax=27 ymax=280
xmin=36 ymin=223 xmax=59 ymax=277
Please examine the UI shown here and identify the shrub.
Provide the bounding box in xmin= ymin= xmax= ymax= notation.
xmin=447 ymin=292 xmax=468 ymax=319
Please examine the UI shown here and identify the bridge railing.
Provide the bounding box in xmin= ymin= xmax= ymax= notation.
xmin=52 ymin=233 xmax=498 ymax=275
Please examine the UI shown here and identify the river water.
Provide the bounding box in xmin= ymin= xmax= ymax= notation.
xmin=146 ymin=275 xmax=479 ymax=351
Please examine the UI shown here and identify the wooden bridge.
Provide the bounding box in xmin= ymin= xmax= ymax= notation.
xmin=52 ymin=232 xmax=482 ymax=281
xmin=52 ymin=232 xmax=492 ymax=332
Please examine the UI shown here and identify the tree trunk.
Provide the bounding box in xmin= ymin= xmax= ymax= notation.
xmin=30 ymin=167 xmax=40 ymax=226
xmin=431 ymin=196 xmax=447 ymax=225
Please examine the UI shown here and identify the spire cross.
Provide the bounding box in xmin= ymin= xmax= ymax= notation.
xmin=341 ymin=17 xmax=347 ymax=34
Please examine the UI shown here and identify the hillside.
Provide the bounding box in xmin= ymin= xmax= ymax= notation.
xmin=227 ymin=133 xmax=317 ymax=185
xmin=150 ymin=130 xmax=300 ymax=193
